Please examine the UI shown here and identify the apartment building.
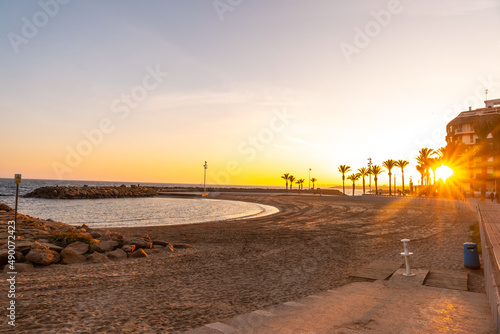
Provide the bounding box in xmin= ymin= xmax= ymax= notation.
xmin=445 ymin=98 xmax=500 ymax=195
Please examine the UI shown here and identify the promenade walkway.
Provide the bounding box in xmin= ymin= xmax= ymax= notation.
xmin=478 ymin=200 xmax=500 ymax=333
xmin=185 ymin=270 xmax=494 ymax=333
xmin=184 ymin=199 xmax=499 ymax=334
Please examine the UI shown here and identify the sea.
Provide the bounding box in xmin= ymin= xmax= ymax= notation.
xmin=0 ymin=178 xmax=279 ymax=228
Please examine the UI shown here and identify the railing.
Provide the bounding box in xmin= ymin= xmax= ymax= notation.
xmin=477 ymin=203 xmax=500 ymax=334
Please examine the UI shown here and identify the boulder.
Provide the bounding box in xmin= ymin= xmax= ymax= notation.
xmin=0 ymin=250 xmax=10 ymax=266
xmin=106 ymin=249 xmax=127 ymax=261
xmin=124 ymin=238 xmax=152 ymax=249
xmin=153 ymin=240 xmax=169 ymax=247
xmin=15 ymin=251 xmax=24 ymax=262
xmin=60 ymin=249 xmax=87 ymax=264
xmin=15 ymin=240 xmax=33 ymax=254
xmin=26 ymin=249 xmax=60 ymax=265
xmin=40 ymin=243 xmax=64 ymax=252
xmin=64 ymin=241 xmax=89 ymax=255
xmin=87 ymin=252 xmax=110 ymax=263
xmin=121 ymin=244 xmax=136 ymax=253
xmin=31 ymin=241 xmax=49 ymax=250
xmin=3 ymin=263 xmax=34 ymax=273
xmin=92 ymin=240 xmax=119 ymax=253
xmin=90 ymin=231 xmax=103 ymax=239
xmin=129 ymin=249 xmax=148 ymax=258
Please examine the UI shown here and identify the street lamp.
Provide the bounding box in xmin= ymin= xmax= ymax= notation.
xmin=367 ymin=158 xmax=372 ymax=193
xmin=203 ymin=161 xmax=208 ymax=193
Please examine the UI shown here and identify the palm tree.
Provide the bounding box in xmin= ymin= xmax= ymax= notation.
xmin=288 ymin=175 xmax=296 ymax=191
xmin=370 ymin=165 xmax=383 ymax=194
xmin=429 ymin=157 xmax=441 ymax=185
xmin=338 ymin=165 xmax=352 ymax=195
xmin=310 ymin=177 xmax=317 ymax=189
xmin=382 ymin=159 xmax=397 ymax=196
xmin=357 ymin=167 xmax=369 ymax=195
xmin=296 ymin=179 xmax=305 ymax=191
xmin=347 ymin=173 xmax=361 ymax=196
xmin=395 ymin=160 xmax=409 ymax=194
xmin=416 ymin=148 xmax=435 ymax=185
xmin=281 ymin=173 xmax=290 ymax=191
xmin=416 ymin=164 xmax=425 ymax=187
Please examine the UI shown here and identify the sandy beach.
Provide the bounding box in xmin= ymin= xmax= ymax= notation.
xmin=0 ymin=194 xmax=484 ymax=333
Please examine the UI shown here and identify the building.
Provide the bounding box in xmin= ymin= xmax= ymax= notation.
xmin=445 ymin=98 xmax=500 ymax=197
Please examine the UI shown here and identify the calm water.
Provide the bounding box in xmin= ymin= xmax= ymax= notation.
xmin=0 ymin=178 xmax=278 ymax=228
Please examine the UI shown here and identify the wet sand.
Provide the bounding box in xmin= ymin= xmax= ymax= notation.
xmin=0 ymin=194 xmax=484 ymax=333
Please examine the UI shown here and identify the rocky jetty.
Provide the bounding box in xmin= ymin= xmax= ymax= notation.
xmin=24 ymin=184 xmax=162 ymax=199
xmin=0 ymin=204 xmax=186 ymax=272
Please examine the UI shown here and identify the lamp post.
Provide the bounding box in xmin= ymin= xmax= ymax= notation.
xmin=367 ymin=158 xmax=372 ymax=194
xmin=309 ymin=168 xmax=311 ymax=191
xmin=203 ymin=161 xmax=207 ymax=193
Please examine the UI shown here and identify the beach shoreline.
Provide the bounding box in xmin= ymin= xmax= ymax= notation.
xmin=0 ymin=194 xmax=485 ymax=333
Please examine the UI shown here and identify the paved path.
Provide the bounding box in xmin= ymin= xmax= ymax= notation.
xmin=185 ymin=270 xmax=495 ymax=333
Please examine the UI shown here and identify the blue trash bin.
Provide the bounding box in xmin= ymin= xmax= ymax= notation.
xmin=464 ymin=242 xmax=480 ymax=269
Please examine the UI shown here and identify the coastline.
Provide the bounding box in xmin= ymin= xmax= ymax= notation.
xmin=0 ymin=194 xmax=484 ymax=333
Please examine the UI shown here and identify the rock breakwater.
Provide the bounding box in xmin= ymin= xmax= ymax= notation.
xmin=0 ymin=204 xmax=189 ymax=272
xmin=24 ymin=185 xmax=162 ymax=199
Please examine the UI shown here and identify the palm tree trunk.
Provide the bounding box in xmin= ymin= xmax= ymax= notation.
xmin=375 ymin=177 xmax=378 ymax=194
xmin=352 ymin=183 xmax=355 ymax=196
xmin=388 ymin=172 xmax=392 ymax=196
xmin=481 ymin=155 xmax=487 ymax=200
xmin=342 ymin=176 xmax=345 ymax=194
xmin=402 ymin=171 xmax=405 ymax=193
xmin=362 ymin=177 xmax=365 ymax=195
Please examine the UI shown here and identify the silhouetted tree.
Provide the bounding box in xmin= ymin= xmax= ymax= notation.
xmin=288 ymin=175 xmax=296 ymax=190
xmin=281 ymin=173 xmax=290 ymax=190
xmin=395 ymin=160 xmax=409 ymax=194
xmin=382 ymin=159 xmax=397 ymax=196
xmin=338 ymin=165 xmax=351 ymax=195
xmin=357 ymin=167 xmax=369 ymax=195
xmin=310 ymin=177 xmax=317 ymax=190
xmin=347 ymin=173 xmax=361 ymax=196
xmin=370 ymin=165 xmax=383 ymax=195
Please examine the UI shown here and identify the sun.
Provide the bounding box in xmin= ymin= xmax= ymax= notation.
xmin=435 ymin=165 xmax=454 ymax=182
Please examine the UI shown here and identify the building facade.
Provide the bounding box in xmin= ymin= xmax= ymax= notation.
xmin=445 ymin=98 xmax=500 ymax=197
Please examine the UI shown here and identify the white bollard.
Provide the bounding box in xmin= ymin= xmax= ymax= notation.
xmin=401 ymin=239 xmax=415 ymax=277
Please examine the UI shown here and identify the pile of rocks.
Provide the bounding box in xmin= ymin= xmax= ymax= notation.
xmin=24 ymin=185 xmax=162 ymax=199
xmin=0 ymin=204 xmax=192 ymax=273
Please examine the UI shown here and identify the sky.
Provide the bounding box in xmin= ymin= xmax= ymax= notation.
xmin=1 ymin=0 xmax=500 ymax=187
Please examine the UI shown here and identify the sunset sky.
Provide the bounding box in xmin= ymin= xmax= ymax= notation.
xmin=1 ymin=0 xmax=499 ymax=187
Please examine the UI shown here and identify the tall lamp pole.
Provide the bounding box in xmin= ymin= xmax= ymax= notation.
xmin=367 ymin=158 xmax=372 ymax=193
xmin=309 ymin=168 xmax=311 ymax=191
xmin=203 ymin=161 xmax=208 ymax=193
